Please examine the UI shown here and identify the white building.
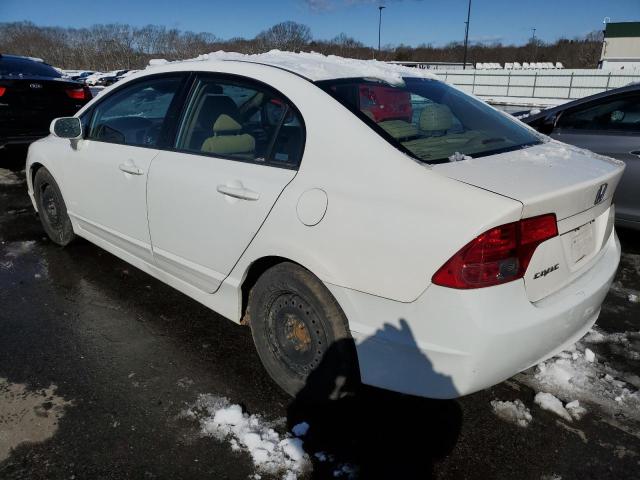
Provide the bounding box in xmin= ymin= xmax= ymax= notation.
xmin=600 ymin=21 xmax=640 ymax=70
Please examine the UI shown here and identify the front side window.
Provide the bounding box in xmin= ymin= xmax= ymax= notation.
xmin=176 ymin=77 xmax=304 ymax=167
xmin=319 ymin=77 xmax=542 ymax=164
xmin=88 ymin=76 xmax=182 ymax=147
xmin=556 ymin=93 xmax=640 ymax=133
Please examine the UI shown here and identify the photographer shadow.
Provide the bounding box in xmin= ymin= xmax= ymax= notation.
xmin=288 ymin=319 xmax=462 ymax=479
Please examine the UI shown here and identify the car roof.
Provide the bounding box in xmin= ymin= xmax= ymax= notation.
xmin=524 ymin=82 xmax=640 ymax=122
xmin=150 ymin=50 xmax=439 ymax=85
xmin=0 ymin=53 xmax=47 ymax=63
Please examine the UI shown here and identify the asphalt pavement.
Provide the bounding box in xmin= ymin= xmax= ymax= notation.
xmin=1 ymin=145 xmax=638 ymax=479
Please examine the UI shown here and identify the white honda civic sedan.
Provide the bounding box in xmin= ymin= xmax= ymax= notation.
xmin=26 ymin=51 xmax=624 ymax=399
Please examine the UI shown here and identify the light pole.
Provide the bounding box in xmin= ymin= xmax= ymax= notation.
xmin=462 ymin=0 xmax=472 ymax=69
xmin=378 ymin=5 xmax=386 ymax=54
xmin=531 ymin=27 xmax=537 ymax=62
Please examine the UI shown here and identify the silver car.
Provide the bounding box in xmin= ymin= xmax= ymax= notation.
xmin=523 ymin=84 xmax=639 ymax=230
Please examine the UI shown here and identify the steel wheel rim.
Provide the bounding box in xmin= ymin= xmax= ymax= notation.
xmin=265 ymin=292 xmax=327 ymax=377
xmin=40 ymin=184 xmax=62 ymax=230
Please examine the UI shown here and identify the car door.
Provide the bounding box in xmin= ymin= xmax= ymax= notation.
xmin=551 ymin=92 xmax=640 ymax=224
xmin=147 ymin=74 xmax=305 ymax=292
xmin=62 ymin=74 xmax=186 ymax=262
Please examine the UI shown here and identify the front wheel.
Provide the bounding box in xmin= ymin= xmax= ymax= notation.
xmin=248 ymin=262 xmax=359 ymax=399
xmin=33 ymin=167 xmax=75 ymax=246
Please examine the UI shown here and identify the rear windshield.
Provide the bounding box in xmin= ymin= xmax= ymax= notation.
xmin=318 ymin=77 xmax=542 ymax=164
xmin=0 ymin=57 xmax=61 ymax=78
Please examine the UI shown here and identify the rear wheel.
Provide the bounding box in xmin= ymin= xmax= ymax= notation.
xmin=34 ymin=167 xmax=75 ymax=246
xmin=248 ymin=262 xmax=359 ymax=398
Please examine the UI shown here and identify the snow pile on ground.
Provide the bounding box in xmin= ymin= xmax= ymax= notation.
xmin=584 ymin=348 xmax=596 ymax=363
xmin=583 ymin=329 xmax=640 ymax=361
xmin=490 ymin=399 xmax=532 ymax=427
xmin=183 ymin=394 xmax=310 ymax=479
xmin=167 ymin=50 xmax=438 ymax=85
xmin=0 ymin=168 xmax=22 ymax=186
xmin=519 ymin=332 xmax=640 ymax=428
xmin=534 ymin=392 xmax=573 ymax=422
xmin=565 ymin=400 xmax=587 ymax=420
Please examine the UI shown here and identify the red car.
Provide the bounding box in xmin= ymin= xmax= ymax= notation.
xmin=358 ymin=84 xmax=412 ymax=123
xmin=330 ymin=82 xmax=413 ymax=123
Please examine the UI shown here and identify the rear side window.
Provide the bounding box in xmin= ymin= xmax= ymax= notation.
xmin=556 ymin=93 xmax=640 ymax=133
xmin=176 ymin=77 xmax=304 ymax=168
xmin=319 ymin=77 xmax=542 ymax=164
xmin=0 ymin=57 xmax=61 ymax=78
xmin=88 ymin=76 xmax=182 ymax=147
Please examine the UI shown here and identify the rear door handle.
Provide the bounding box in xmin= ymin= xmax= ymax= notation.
xmin=630 ymin=150 xmax=640 ymax=158
xmin=216 ymin=184 xmax=260 ymax=201
xmin=119 ymin=161 xmax=143 ymax=175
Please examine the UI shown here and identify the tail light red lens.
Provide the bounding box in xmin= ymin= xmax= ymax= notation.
xmin=0 ymin=87 xmax=6 ymax=97
xmin=432 ymin=214 xmax=558 ymax=289
xmin=65 ymin=86 xmax=91 ymax=100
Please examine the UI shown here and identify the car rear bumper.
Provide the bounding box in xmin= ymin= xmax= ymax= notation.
xmin=326 ymin=230 xmax=621 ymax=399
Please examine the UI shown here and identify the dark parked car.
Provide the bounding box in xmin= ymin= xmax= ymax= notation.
xmin=70 ymin=71 xmax=96 ymax=82
xmin=97 ymin=70 xmax=129 ymax=87
xmin=0 ymin=54 xmax=92 ymax=148
xmin=522 ymin=84 xmax=640 ymax=230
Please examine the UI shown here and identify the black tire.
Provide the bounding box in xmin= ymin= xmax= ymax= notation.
xmin=33 ymin=167 xmax=75 ymax=246
xmin=248 ymin=262 xmax=360 ymax=399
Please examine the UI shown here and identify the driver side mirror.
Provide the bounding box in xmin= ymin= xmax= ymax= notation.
xmin=50 ymin=117 xmax=83 ymax=140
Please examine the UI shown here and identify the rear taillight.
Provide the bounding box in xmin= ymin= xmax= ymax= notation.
xmin=0 ymin=87 xmax=6 ymax=97
xmin=432 ymin=214 xmax=558 ymax=289
xmin=65 ymin=86 xmax=91 ymax=100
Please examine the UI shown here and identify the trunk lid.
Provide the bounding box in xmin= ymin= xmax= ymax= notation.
xmin=432 ymin=140 xmax=625 ymax=221
xmin=0 ymin=77 xmax=90 ymax=136
xmin=433 ymin=140 xmax=625 ymax=302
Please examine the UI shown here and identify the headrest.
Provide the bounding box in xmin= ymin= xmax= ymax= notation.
xmin=213 ymin=114 xmax=242 ymax=133
xmin=419 ymin=103 xmax=454 ymax=131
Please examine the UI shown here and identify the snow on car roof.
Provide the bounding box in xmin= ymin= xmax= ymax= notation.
xmin=158 ymin=50 xmax=438 ymax=85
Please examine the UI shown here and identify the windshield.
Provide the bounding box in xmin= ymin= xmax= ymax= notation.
xmin=0 ymin=57 xmax=61 ymax=78
xmin=318 ymin=77 xmax=542 ymax=164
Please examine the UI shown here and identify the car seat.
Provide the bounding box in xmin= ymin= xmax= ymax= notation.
xmin=418 ymin=103 xmax=453 ymax=136
xmin=187 ymin=91 xmax=241 ymax=151
xmin=201 ymin=114 xmax=255 ymax=158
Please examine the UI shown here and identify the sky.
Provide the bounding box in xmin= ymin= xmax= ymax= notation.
xmin=1 ymin=0 xmax=639 ymax=48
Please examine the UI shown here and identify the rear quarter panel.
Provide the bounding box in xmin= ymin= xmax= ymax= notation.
xmin=210 ymin=65 xmax=525 ymax=302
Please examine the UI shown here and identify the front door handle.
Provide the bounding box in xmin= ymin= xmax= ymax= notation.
xmin=630 ymin=150 xmax=640 ymax=158
xmin=216 ymin=184 xmax=260 ymax=201
xmin=119 ymin=162 xmax=143 ymax=175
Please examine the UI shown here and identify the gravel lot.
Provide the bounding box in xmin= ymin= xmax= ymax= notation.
xmin=1 ymin=146 xmax=639 ymax=479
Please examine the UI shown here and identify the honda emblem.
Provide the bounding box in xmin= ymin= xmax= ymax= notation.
xmin=594 ymin=183 xmax=608 ymax=205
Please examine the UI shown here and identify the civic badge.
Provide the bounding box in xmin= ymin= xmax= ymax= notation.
xmin=594 ymin=183 xmax=608 ymax=205
xmin=29 ymin=83 xmax=43 ymax=89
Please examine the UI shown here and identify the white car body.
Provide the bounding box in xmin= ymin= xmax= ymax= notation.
xmin=26 ymin=52 xmax=624 ymax=398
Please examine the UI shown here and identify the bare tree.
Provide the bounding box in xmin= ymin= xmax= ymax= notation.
xmin=0 ymin=21 xmax=604 ymax=71
xmin=255 ymin=21 xmax=312 ymax=52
